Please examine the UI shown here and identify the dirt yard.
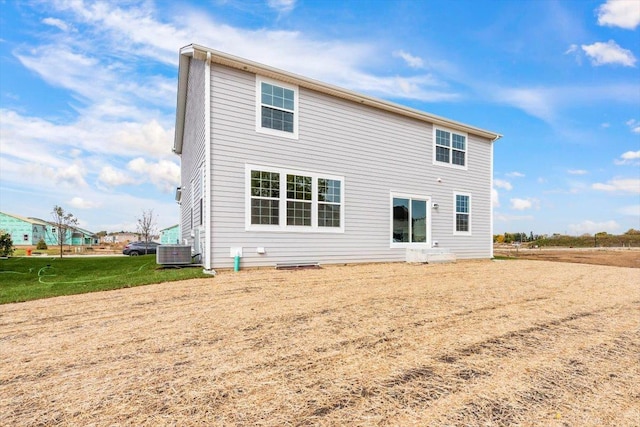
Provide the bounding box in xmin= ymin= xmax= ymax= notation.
xmin=494 ymin=247 xmax=640 ymax=268
xmin=1 ymin=260 xmax=638 ymax=426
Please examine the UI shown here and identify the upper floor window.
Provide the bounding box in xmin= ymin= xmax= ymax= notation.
xmin=256 ymin=77 xmax=299 ymax=139
xmin=434 ymin=127 xmax=467 ymax=169
xmin=454 ymin=193 xmax=471 ymax=234
xmin=246 ymin=165 xmax=343 ymax=232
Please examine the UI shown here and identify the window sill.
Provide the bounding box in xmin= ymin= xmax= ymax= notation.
xmin=433 ymin=161 xmax=468 ymax=171
xmin=246 ymin=225 xmax=344 ymax=233
xmin=256 ymin=126 xmax=299 ymax=140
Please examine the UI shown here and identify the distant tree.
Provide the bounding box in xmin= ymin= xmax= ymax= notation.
xmin=494 ymin=234 xmax=505 ymax=244
xmin=624 ymin=229 xmax=640 ymax=235
xmin=51 ymin=205 xmax=78 ymax=258
xmin=96 ymin=230 xmax=108 ymax=237
xmin=0 ymin=231 xmax=14 ymax=257
xmin=36 ymin=239 xmax=48 ymax=250
xmin=136 ymin=209 xmax=157 ymax=254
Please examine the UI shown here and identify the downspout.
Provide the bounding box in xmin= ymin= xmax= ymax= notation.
xmin=204 ymin=51 xmax=213 ymax=273
xmin=489 ymin=134 xmax=501 ymax=259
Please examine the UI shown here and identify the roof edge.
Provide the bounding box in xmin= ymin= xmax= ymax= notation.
xmin=173 ymin=46 xmax=193 ymax=155
xmin=180 ymin=43 xmax=502 ymax=141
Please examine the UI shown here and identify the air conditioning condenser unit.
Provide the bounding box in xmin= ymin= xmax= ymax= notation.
xmin=157 ymin=245 xmax=192 ymax=265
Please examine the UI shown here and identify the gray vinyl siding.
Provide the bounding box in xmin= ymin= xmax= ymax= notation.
xmin=180 ymin=58 xmax=206 ymax=245
xmin=206 ymin=63 xmax=494 ymax=268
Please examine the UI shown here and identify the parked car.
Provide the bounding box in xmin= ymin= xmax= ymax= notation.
xmin=123 ymin=241 xmax=161 ymax=256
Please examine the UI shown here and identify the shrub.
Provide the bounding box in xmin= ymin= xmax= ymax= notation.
xmin=36 ymin=239 xmax=48 ymax=250
xmin=0 ymin=231 xmax=14 ymax=257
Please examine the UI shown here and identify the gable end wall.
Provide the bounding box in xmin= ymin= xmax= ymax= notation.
xmin=205 ymin=63 xmax=493 ymax=268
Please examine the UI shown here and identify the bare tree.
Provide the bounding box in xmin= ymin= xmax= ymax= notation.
xmin=51 ymin=205 xmax=78 ymax=258
xmin=136 ymin=209 xmax=157 ymax=254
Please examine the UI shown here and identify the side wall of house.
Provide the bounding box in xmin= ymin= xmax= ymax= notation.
xmin=208 ymin=64 xmax=493 ymax=268
xmin=0 ymin=213 xmax=31 ymax=246
xmin=179 ymin=58 xmax=207 ymax=247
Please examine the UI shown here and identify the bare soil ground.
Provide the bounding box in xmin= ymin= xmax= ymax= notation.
xmin=1 ymin=260 xmax=638 ymax=426
xmin=494 ymin=247 xmax=640 ymax=268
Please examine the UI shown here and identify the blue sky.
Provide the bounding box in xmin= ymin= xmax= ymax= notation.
xmin=1 ymin=0 xmax=639 ymax=235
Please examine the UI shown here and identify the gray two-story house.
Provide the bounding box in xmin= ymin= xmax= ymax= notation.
xmin=173 ymin=44 xmax=501 ymax=271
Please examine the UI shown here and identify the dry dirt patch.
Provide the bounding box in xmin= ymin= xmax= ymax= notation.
xmin=1 ymin=260 xmax=639 ymax=426
xmin=494 ymin=247 xmax=640 ymax=268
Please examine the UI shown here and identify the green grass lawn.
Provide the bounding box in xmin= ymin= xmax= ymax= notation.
xmin=0 ymin=256 xmax=210 ymax=304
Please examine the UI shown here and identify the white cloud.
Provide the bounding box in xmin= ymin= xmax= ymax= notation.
xmin=492 ymin=188 xmax=500 ymax=208
xmin=510 ymin=198 xmax=539 ymax=211
xmin=618 ymin=204 xmax=640 ymax=216
xmin=98 ymin=166 xmax=135 ymax=188
xmin=0 ymin=110 xmax=174 ymax=161
xmin=40 ymin=1 xmax=456 ymax=103
xmin=626 ymin=119 xmax=640 ymax=133
xmin=69 ymin=197 xmax=101 ymax=209
xmin=42 ymin=17 xmax=71 ymax=32
xmin=592 ymin=178 xmax=640 ymax=194
xmin=564 ymin=44 xmax=578 ymax=54
xmin=564 ymin=44 xmax=583 ymax=65
xmin=568 ymin=220 xmax=620 ymax=235
xmin=22 ymin=163 xmax=88 ymax=188
xmin=567 ymin=169 xmax=588 ymax=175
xmin=493 ymin=83 xmax=640 ymax=122
xmin=494 ymin=213 xmax=535 ymax=222
xmin=393 ymin=50 xmax=424 ymax=69
xmin=494 ymin=179 xmax=513 ymax=190
xmin=127 ymin=158 xmax=180 ymax=193
xmin=601 ymin=122 xmax=610 ymax=128
xmin=597 ymin=0 xmax=640 ymax=30
xmin=267 ymin=0 xmax=297 ymax=13
xmin=614 ymin=150 xmax=640 ymax=165
xmin=494 ymin=87 xmax=556 ymax=122
xmin=506 ymin=171 xmax=525 ymax=178
xmin=581 ymin=40 xmax=636 ymax=67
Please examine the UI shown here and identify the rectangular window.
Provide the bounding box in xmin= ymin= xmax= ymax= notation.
xmin=454 ymin=193 xmax=471 ymax=234
xmin=391 ymin=195 xmax=429 ymax=246
xmin=246 ymin=166 xmax=343 ymax=232
xmin=251 ymin=170 xmax=280 ymax=225
xmin=256 ymin=77 xmax=298 ymax=139
xmin=318 ymin=179 xmax=341 ymax=227
xmin=23 ymin=234 xmax=29 ymax=241
xmin=287 ymin=174 xmax=312 ymax=226
xmin=434 ymin=127 xmax=467 ymax=169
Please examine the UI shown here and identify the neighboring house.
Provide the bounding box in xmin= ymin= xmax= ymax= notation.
xmin=160 ymin=224 xmax=180 ymax=244
xmin=173 ymin=44 xmax=501 ymax=271
xmin=0 ymin=212 xmax=49 ymax=246
xmin=0 ymin=212 xmax=98 ymax=246
xmin=101 ymin=232 xmax=140 ymax=244
xmin=28 ymin=217 xmax=99 ymax=247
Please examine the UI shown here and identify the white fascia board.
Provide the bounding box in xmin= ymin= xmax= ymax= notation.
xmin=184 ymin=43 xmax=502 ymax=142
xmin=173 ymin=48 xmax=193 ymax=155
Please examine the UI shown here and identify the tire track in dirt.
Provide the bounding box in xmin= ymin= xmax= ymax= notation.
xmin=297 ymin=303 xmax=636 ymax=422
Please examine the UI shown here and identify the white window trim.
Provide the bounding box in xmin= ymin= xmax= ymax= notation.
xmin=255 ymin=76 xmax=299 ymax=140
xmin=453 ymin=191 xmax=472 ymax=235
xmin=390 ymin=192 xmax=432 ymax=248
xmin=245 ymin=164 xmax=344 ymax=233
xmin=433 ymin=126 xmax=468 ymax=171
